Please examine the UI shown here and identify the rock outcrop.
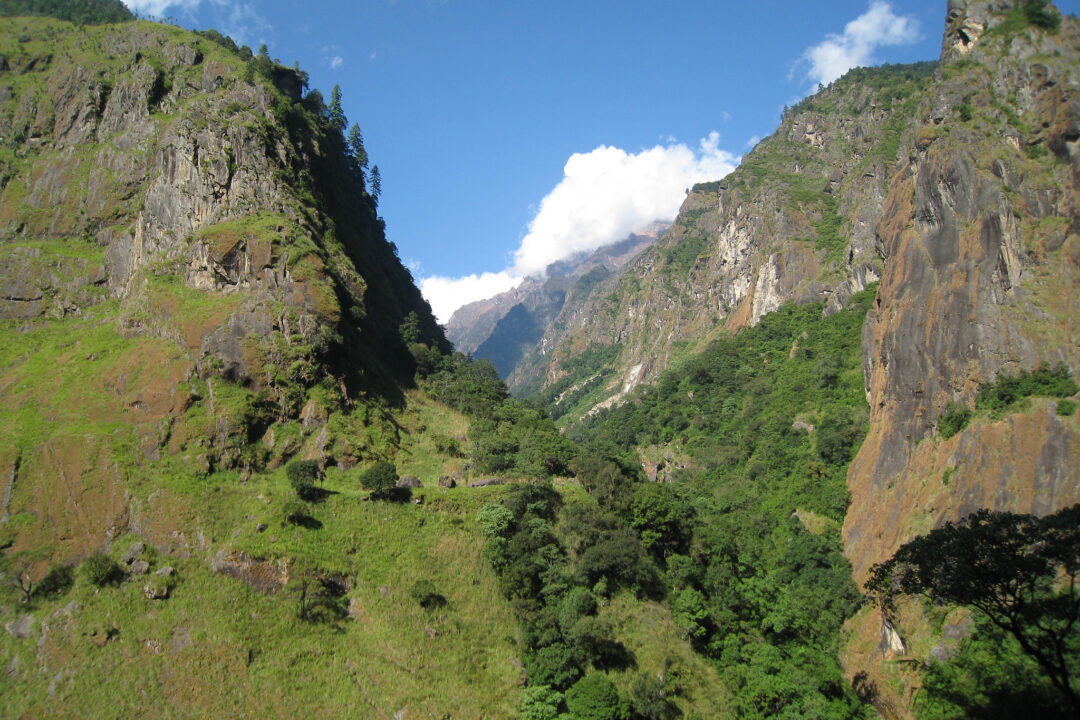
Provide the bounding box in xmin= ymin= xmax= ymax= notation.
xmin=840 ymin=2 xmax=1080 ymax=714
xmin=531 ymin=62 xmax=938 ymax=421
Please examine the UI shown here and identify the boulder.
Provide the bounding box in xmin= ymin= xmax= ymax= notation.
xmin=130 ymin=560 xmax=150 ymax=575
xmin=396 ymin=476 xmax=423 ymax=489
xmin=438 ymin=476 xmax=457 ymax=488
xmin=4 ymin=614 xmax=34 ymax=639
xmin=120 ymin=541 xmax=145 ymax=565
xmin=468 ymin=477 xmax=504 ymax=488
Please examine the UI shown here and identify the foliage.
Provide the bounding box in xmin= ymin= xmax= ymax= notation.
xmin=0 ymin=0 xmax=132 ymax=23
xmin=476 ymin=504 xmax=515 ymax=538
xmin=80 ymin=552 xmax=121 ymax=587
xmin=1057 ymin=399 xmax=1077 ymax=417
xmin=628 ymin=673 xmax=680 ymax=720
xmin=915 ymin=617 xmax=1070 ymax=720
xmin=867 ymin=504 xmax=1080 ymax=715
xmin=1023 ymin=0 xmax=1061 ymax=32
xmin=520 ymin=684 xmax=565 ymax=720
xmin=359 ymin=460 xmax=398 ymax=492
xmin=938 ymin=401 xmax=972 ymax=439
xmin=287 ymin=459 xmax=321 ymax=501
xmin=563 ymin=289 xmax=879 ymax=716
xmin=975 ymin=363 xmax=1078 ymax=415
xmin=565 ymin=672 xmax=626 ymax=720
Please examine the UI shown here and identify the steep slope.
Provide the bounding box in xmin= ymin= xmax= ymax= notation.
xmin=840 ymin=1 xmax=1080 ymax=715
xmin=445 ymin=226 xmax=663 ymax=385
xmin=0 ymin=16 xmax=526 ymax=718
xmin=532 ymin=61 xmax=938 ymax=423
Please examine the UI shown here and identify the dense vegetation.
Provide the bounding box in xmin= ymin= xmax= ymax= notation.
xmin=521 ymin=287 xmax=882 ymax=717
xmin=937 ymin=362 xmax=1079 ymax=437
xmin=869 ymin=505 xmax=1080 ymax=718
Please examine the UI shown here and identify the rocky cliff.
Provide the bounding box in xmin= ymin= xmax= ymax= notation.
xmin=0 ymin=17 xmax=445 ymax=561
xmin=445 ymin=226 xmax=662 ymax=386
xmin=840 ymin=1 xmax=1080 ymax=714
xmin=529 ymin=61 xmax=938 ymax=423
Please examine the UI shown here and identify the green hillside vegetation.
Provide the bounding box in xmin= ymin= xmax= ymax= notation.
xmin=556 ymin=287 xmax=880 ymax=717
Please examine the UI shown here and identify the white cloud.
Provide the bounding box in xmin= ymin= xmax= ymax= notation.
xmin=122 ymin=0 xmax=202 ymax=16
xmin=420 ymin=272 xmax=521 ymax=325
xmin=420 ymin=133 xmax=738 ymax=323
xmin=801 ymin=1 xmax=920 ymax=88
xmin=122 ymin=0 xmax=270 ymax=46
xmin=509 ymin=132 xmax=737 ymax=278
xmin=329 ymin=55 xmax=344 ymax=69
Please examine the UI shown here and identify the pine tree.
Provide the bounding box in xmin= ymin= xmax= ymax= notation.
xmin=328 ymin=84 xmax=346 ymax=133
xmin=371 ymin=165 xmax=382 ymax=205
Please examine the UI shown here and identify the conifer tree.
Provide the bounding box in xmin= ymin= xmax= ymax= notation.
xmin=371 ymin=165 xmax=382 ymax=205
xmin=328 ymin=84 xmax=346 ymax=133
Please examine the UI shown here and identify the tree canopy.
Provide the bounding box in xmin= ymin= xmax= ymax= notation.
xmin=867 ymin=504 xmax=1080 ymax=715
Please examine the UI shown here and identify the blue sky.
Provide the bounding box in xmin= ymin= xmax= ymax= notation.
xmin=122 ymin=0 xmax=1080 ymax=321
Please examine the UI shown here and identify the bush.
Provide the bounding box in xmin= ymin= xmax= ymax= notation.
xmin=476 ymin=504 xmax=515 ymax=538
xmin=939 ymin=401 xmax=973 ymax=439
xmin=976 ymin=363 xmax=1078 ymax=413
xmin=286 ymin=459 xmax=320 ymax=500
xmin=565 ymin=672 xmax=626 ymax=720
xmin=81 ymin=552 xmax=121 ymax=586
xmin=1024 ymin=0 xmax=1061 ymax=31
xmin=519 ymin=684 xmax=564 ymax=720
xmin=409 ymin=579 xmax=447 ymax=609
xmin=1056 ymin=399 xmax=1077 ymax=417
xmin=360 ymin=460 xmax=398 ymax=492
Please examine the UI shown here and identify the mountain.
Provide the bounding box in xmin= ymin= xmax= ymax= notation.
xmin=1 ymin=1 xmax=1078 ymax=718
xmin=0 ymin=12 xmax=727 ymax=719
xmin=445 ymin=224 xmax=665 ymax=384
xmin=529 ymin=1 xmax=1080 ymax=716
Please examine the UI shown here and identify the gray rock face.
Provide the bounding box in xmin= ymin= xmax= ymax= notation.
xmin=467 ymin=478 xmax=504 ymax=488
xmin=120 ymin=541 xmax=145 ymax=565
xmin=5 ymin=614 xmax=34 ymax=639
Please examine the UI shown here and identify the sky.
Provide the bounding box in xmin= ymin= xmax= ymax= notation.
xmin=122 ymin=0 xmax=1080 ymax=322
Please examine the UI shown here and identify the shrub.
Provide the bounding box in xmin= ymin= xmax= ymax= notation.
xmin=565 ymin=672 xmax=626 ymax=720
xmin=519 ymin=684 xmax=564 ymax=720
xmin=1056 ymin=399 xmax=1077 ymax=417
xmin=939 ymin=401 xmax=973 ymax=439
xmin=286 ymin=459 xmax=320 ymax=500
xmin=1024 ymin=0 xmax=1061 ymax=31
xmin=360 ymin=460 xmax=398 ymax=492
xmin=476 ymin=504 xmax=515 ymax=538
xmin=81 ymin=552 xmax=121 ymax=586
xmin=976 ymin=363 xmax=1078 ymax=414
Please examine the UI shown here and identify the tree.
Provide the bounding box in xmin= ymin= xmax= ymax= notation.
xmin=867 ymin=504 xmax=1080 ymax=715
xmin=328 ymin=84 xmax=346 ymax=132
xmin=370 ymin=165 xmax=382 ymax=205
xmin=565 ymin=672 xmax=626 ymax=720
xmin=360 ymin=460 xmax=398 ymax=492
xmin=81 ymin=552 xmax=121 ymax=586
xmin=347 ymin=122 xmax=368 ymax=178
xmin=286 ymin=459 xmax=320 ymax=501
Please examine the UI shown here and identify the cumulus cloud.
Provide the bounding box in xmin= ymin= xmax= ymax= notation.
xmin=510 ymin=132 xmax=737 ymax=278
xmin=122 ymin=0 xmax=270 ymax=45
xmin=420 ymin=272 xmax=521 ymax=325
xmin=802 ymin=1 xmax=920 ymax=88
xmin=122 ymin=0 xmax=202 ymax=16
xmin=329 ymin=55 xmax=344 ymax=69
xmin=420 ymin=133 xmax=738 ymax=323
